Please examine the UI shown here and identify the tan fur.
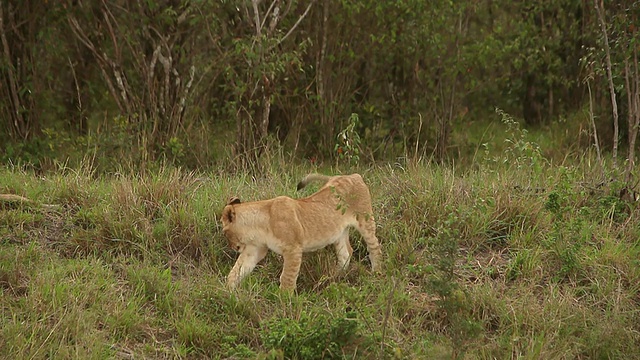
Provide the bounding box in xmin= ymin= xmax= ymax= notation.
xmin=0 ymin=194 xmax=32 ymax=203
xmin=221 ymin=173 xmax=382 ymax=291
xmin=0 ymin=194 xmax=58 ymax=210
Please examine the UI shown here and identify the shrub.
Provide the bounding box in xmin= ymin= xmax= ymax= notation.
xmin=261 ymin=310 xmax=362 ymax=359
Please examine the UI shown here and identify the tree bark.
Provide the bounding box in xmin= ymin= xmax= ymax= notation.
xmin=594 ymin=0 xmax=619 ymax=167
xmin=625 ymin=46 xmax=640 ymax=183
xmin=317 ymin=0 xmax=330 ymax=149
xmin=0 ymin=5 xmax=26 ymax=139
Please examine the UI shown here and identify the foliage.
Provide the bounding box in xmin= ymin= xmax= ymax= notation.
xmin=261 ymin=310 xmax=362 ymax=360
xmin=490 ymin=108 xmax=547 ymax=172
xmin=1 ymin=0 xmax=631 ymax=171
xmin=425 ymin=209 xmax=482 ymax=359
xmin=335 ymin=113 xmax=362 ymax=167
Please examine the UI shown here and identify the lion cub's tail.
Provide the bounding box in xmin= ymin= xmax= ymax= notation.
xmin=296 ymin=173 xmax=331 ymax=191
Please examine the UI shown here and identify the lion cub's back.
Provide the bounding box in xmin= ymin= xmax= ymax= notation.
xmin=324 ymin=173 xmax=373 ymax=213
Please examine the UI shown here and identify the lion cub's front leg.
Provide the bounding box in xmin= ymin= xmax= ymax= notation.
xmin=226 ymin=245 xmax=268 ymax=290
xmin=279 ymin=249 xmax=303 ymax=291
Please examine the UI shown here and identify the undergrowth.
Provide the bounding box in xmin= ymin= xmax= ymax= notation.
xmin=1 ymin=135 xmax=640 ymax=359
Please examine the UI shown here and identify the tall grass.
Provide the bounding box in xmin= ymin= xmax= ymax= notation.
xmin=1 ymin=131 xmax=640 ymax=359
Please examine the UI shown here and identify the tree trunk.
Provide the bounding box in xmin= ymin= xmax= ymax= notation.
xmin=594 ymin=0 xmax=619 ymax=167
xmin=625 ymin=47 xmax=640 ymax=183
xmin=316 ymin=0 xmax=331 ymax=150
xmin=0 ymin=2 xmax=40 ymax=140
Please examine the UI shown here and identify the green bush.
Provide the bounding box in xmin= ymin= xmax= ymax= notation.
xmin=261 ymin=310 xmax=362 ymax=359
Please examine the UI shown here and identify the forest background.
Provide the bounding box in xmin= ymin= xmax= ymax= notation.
xmin=1 ymin=0 xmax=638 ymax=173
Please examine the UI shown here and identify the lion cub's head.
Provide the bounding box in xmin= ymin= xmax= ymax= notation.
xmin=221 ymin=197 xmax=244 ymax=252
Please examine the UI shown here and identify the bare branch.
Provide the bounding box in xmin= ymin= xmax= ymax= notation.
xmin=268 ymin=0 xmax=281 ymax=34
xmin=68 ymin=56 xmax=83 ymax=113
xmin=0 ymin=5 xmax=25 ymax=138
xmin=281 ymin=0 xmax=294 ymax=19
xmin=178 ymin=66 xmax=196 ymax=122
xmin=67 ymin=15 xmax=126 ymax=114
xmin=149 ymin=45 xmax=160 ymax=92
xmin=157 ymin=49 xmax=172 ymax=116
xmin=252 ymin=0 xmax=262 ymax=37
xmin=277 ymin=0 xmax=317 ymax=46
xmin=260 ymin=0 xmax=278 ymax=34
xmin=585 ymin=77 xmax=603 ymax=167
xmin=101 ymin=0 xmax=122 ymax=63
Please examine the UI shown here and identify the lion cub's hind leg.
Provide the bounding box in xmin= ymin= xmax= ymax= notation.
xmin=355 ymin=216 xmax=382 ymax=272
xmin=333 ymin=231 xmax=353 ymax=272
xmin=280 ymin=248 xmax=303 ymax=291
xmin=227 ymin=245 xmax=268 ymax=290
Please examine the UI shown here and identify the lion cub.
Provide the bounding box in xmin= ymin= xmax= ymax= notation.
xmin=221 ymin=173 xmax=382 ymax=291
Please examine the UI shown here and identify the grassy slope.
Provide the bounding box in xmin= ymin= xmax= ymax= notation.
xmin=1 ymin=136 xmax=640 ymax=358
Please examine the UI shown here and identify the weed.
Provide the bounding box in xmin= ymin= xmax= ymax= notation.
xmin=424 ymin=209 xmax=482 ymax=359
xmin=261 ymin=309 xmax=363 ymax=359
xmin=495 ymin=108 xmax=547 ymax=171
xmin=335 ymin=113 xmax=362 ymax=167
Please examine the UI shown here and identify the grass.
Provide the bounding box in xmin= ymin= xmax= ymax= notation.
xmin=1 ymin=128 xmax=640 ymax=359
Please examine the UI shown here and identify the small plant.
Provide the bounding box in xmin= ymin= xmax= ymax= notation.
xmin=506 ymin=249 xmax=534 ymax=281
xmin=166 ymin=136 xmax=185 ymax=162
xmin=335 ymin=113 xmax=362 ymax=167
xmin=261 ymin=310 xmax=361 ymax=359
xmin=543 ymin=170 xmax=586 ymax=282
xmin=487 ymin=108 xmax=547 ymax=173
xmin=426 ymin=210 xmax=481 ymax=359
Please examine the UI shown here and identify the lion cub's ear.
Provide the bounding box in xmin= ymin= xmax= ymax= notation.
xmin=227 ymin=196 xmax=241 ymax=205
xmin=222 ymin=206 xmax=236 ymax=223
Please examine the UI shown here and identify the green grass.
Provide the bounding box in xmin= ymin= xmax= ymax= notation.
xmin=1 ymin=139 xmax=640 ymax=359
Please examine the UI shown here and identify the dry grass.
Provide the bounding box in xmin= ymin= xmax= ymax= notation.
xmin=1 ymin=155 xmax=640 ymax=359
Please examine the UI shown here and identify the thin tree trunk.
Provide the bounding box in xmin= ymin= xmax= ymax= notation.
xmin=260 ymin=93 xmax=271 ymax=143
xmin=587 ymin=80 xmax=603 ymax=168
xmin=594 ymin=0 xmax=619 ymax=167
xmin=0 ymin=5 xmax=25 ymax=139
xmin=625 ymin=47 xmax=640 ymax=183
xmin=317 ymin=0 xmax=330 ymax=148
